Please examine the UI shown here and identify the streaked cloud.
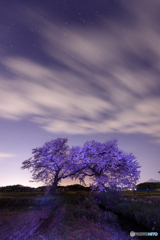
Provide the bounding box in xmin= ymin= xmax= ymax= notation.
xmin=0 ymin=153 xmax=16 ymax=158
xmin=0 ymin=1 xmax=160 ymax=143
xmin=0 ymin=153 xmax=16 ymax=162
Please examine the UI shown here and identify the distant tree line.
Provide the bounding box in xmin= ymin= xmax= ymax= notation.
xmin=0 ymin=184 xmax=91 ymax=192
xmin=58 ymin=184 xmax=91 ymax=192
xmin=136 ymin=182 xmax=160 ymax=190
xmin=0 ymin=185 xmax=46 ymax=192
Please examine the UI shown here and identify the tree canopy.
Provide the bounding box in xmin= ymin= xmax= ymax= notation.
xmin=21 ymin=138 xmax=85 ymax=195
xmin=68 ymin=139 xmax=141 ymax=192
xmin=21 ymin=138 xmax=141 ymax=195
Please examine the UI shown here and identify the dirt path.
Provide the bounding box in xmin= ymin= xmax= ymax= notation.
xmin=32 ymin=203 xmax=125 ymax=240
xmin=0 ymin=209 xmax=50 ymax=240
xmin=0 ymin=204 xmax=131 ymax=240
xmin=0 ymin=194 xmax=141 ymax=240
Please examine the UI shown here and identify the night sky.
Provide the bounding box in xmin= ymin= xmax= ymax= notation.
xmin=0 ymin=0 xmax=160 ymax=188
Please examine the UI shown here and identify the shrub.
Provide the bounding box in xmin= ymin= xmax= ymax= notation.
xmin=92 ymin=189 xmax=122 ymax=211
xmin=71 ymin=192 xmax=119 ymax=227
xmin=73 ymin=192 xmax=101 ymax=222
xmin=100 ymin=211 xmax=118 ymax=225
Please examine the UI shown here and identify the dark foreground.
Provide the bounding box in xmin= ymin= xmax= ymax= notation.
xmin=0 ymin=191 xmax=159 ymax=239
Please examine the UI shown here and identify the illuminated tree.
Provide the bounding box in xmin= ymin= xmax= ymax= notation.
xmin=69 ymin=139 xmax=141 ymax=192
xmin=21 ymin=138 xmax=85 ymax=196
xmin=21 ymin=138 xmax=141 ymax=195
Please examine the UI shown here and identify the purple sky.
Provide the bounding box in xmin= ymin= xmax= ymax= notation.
xmin=0 ymin=0 xmax=160 ymax=188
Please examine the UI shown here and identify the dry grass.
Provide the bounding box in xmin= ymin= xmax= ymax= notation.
xmin=32 ymin=203 xmax=131 ymax=240
xmin=31 ymin=192 xmax=137 ymax=240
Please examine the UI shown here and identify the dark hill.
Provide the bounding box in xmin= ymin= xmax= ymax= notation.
xmin=0 ymin=184 xmax=91 ymax=192
xmin=136 ymin=182 xmax=160 ymax=190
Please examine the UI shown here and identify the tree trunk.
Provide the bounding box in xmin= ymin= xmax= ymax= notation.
xmin=47 ymin=172 xmax=60 ymax=196
xmin=48 ymin=181 xmax=57 ymax=196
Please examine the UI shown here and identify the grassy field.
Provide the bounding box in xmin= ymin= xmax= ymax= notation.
xmin=122 ymin=190 xmax=160 ymax=197
xmin=1 ymin=189 xmax=160 ymax=198
xmin=0 ymin=191 xmax=45 ymax=198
